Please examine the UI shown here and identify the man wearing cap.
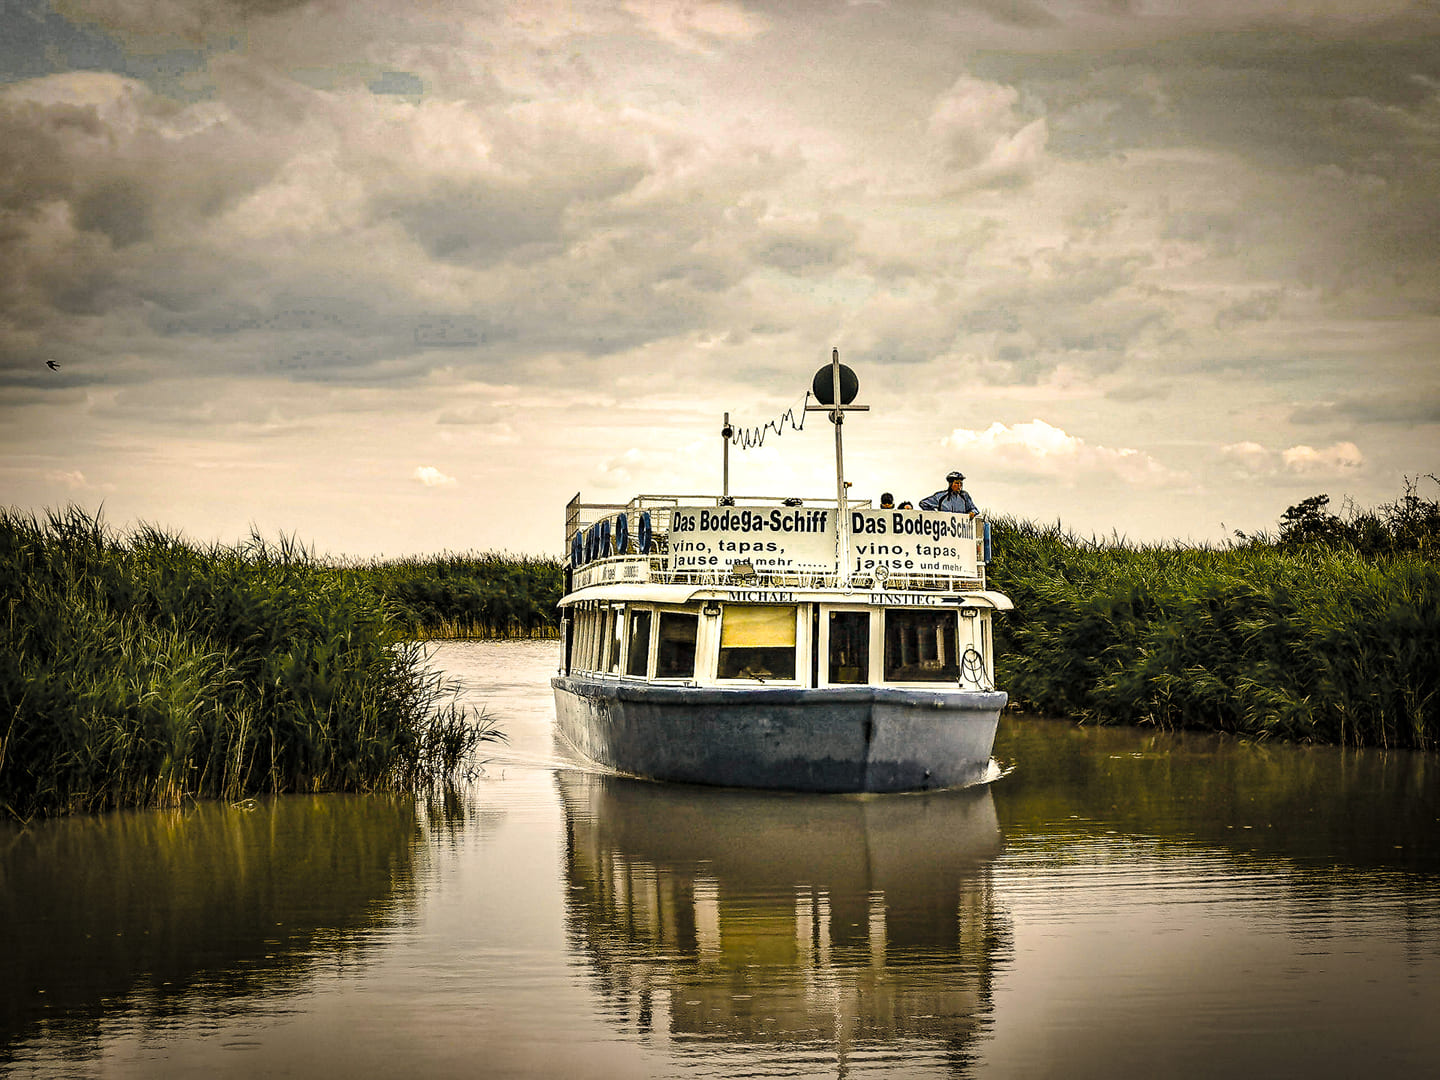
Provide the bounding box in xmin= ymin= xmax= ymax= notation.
xmin=919 ymin=471 xmax=979 ymax=517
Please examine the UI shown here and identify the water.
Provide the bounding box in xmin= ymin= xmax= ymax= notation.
xmin=3 ymin=640 xmax=1439 ymax=1078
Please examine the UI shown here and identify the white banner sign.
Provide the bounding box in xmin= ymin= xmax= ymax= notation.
xmin=666 ymin=506 xmax=979 ymax=578
xmin=668 ymin=506 xmax=835 ymax=572
xmin=849 ymin=509 xmax=977 ymax=577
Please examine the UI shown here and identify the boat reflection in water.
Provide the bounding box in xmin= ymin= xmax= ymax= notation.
xmin=558 ymin=771 xmax=1011 ymax=1072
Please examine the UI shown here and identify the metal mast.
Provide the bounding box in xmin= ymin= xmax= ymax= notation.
xmin=806 ymin=348 xmax=867 ymax=587
xmin=721 ymin=412 xmax=732 ymax=499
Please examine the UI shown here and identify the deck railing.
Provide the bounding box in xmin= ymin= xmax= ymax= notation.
xmin=564 ymin=493 xmax=863 ymax=549
xmin=565 ymin=493 xmax=989 ymax=593
xmin=569 ymin=554 xmax=986 ymax=593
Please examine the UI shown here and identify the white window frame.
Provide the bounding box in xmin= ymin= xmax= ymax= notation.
xmin=817 ymin=605 xmax=879 ymax=688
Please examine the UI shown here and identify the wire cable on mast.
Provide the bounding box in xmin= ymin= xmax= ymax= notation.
xmin=728 ymin=391 xmax=813 ymax=450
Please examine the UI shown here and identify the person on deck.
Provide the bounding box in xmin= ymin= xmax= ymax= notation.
xmin=919 ymin=471 xmax=978 ymax=518
xmin=879 ymin=493 xmax=895 ymax=509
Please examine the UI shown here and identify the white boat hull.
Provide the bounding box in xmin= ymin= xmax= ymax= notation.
xmin=553 ymin=674 xmax=1005 ymax=793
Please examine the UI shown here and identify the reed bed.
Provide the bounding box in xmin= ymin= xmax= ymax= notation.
xmin=409 ymin=618 xmax=559 ymax=642
xmin=988 ymin=517 xmax=1439 ymax=750
xmin=353 ymin=551 xmax=564 ymax=639
xmin=1 ymin=508 xmax=500 ymax=821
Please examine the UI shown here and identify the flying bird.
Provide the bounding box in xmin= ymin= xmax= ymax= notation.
xmin=46 ymin=360 xmax=59 ymax=370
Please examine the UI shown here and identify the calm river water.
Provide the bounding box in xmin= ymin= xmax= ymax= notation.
xmin=4 ymin=640 xmax=1440 ymax=1078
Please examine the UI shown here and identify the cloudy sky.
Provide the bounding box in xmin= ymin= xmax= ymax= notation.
xmin=3 ymin=0 xmax=1438 ymax=558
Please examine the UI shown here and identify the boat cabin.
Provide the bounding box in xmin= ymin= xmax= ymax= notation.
xmin=559 ymin=494 xmax=1010 ymax=693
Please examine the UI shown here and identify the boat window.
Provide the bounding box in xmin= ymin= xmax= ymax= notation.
xmin=655 ymin=611 xmax=699 ymax=679
xmin=810 ymin=605 xmax=821 ymax=687
xmin=828 ymin=611 xmax=869 ymax=684
xmin=626 ymin=609 xmax=651 ymax=677
xmin=579 ymin=609 xmax=595 ymax=672
xmin=979 ymin=615 xmax=990 ymax=682
xmin=607 ymin=607 xmax=623 ymax=673
xmin=585 ymin=608 xmax=601 ymax=672
xmin=718 ymin=605 xmax=797 ymax=681
xmin=883 ymin=610 xmax=958 ymax=682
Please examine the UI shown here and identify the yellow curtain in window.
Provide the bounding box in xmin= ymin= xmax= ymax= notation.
xmin=720 ymin=605 xmax=796 ymax=648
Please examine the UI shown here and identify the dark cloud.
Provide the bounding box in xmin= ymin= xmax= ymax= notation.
xmin=0 ymin=74 xmax=293 ymax=377
xmin=970 ymin=25 xmax=1440 ymax=309
xmin=369 ymin=152 xmax=649 ymax=267
xmin=749 ymin=213 xmax=859 ymax=275
xmin=0 ymin=1 xmax=126 ymax=83
xmin=145 ymin=288 xmax=448 ymax=385
xmin=950 ymin=251 xmax=1165 ymax=374
xmin=367 ymin=70 xmax=423 ymax=97
xmin=1290 ymin=395 xmax=1440 ymax=427
xmin=227 ymin=0 xmax=313 ymax=14
xmin=967 ymin=0 xmax=1061 ymax=30
xmin=966 ymin=305 xmax=1021 ymax=335
xmin=1106 ymin=381 xmax=1172 ymax=403
xmin=55 ymin=0 xmax=314 ymax=38
xmin=1161 ymin=210 xmax=1241 ymax=256
xmin=375 ymin=181 xmax=572 ymax=266
xmin=0 ymin=76 xmax=283 ymax=231
xmin=1160 ymin=33 xmax=1440 ymax=175
xmin=1215 ymin=289 xmax=1283 ymax=330
xmin=75 ymin=177 xmax=151 ymax=245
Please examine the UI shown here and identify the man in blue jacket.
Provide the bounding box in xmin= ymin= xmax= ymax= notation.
xmin=919 ymin=471 xmax=979 ymax=517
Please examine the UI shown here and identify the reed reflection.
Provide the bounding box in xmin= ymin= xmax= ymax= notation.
xmin=0 ymin=794 xmax=428 ymax=1065
xmin=994 ymin=719 xmax=1440 ymax=873
xmin=559 ymin=772 xmax=1012 ymax=1073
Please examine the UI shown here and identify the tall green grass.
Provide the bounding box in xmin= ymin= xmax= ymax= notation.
xmin=989 ymin=518 xmax=1440 ymax=750
xmin=354 ymin=551 xmax=563 ymax=639
xmin=1 ymin=508 xmax=499 ymax=821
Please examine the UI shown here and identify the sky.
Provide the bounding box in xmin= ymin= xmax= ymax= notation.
xmin=2 ymin=0 xmax=1438 ymax=559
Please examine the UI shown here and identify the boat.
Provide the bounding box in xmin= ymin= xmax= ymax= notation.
xmin=551 ymin=350 xmax=1011 ymax=793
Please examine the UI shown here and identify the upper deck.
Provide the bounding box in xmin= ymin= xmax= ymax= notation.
xmin=564 ymin=492 xmax=992 ymax=597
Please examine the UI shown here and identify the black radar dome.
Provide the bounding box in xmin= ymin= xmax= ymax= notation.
xmin=812 ymin=363 xmax=859 ymax=406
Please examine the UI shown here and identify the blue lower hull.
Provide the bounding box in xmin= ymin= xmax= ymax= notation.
xmin=552 ymin=675 xmax=1006 ymax=793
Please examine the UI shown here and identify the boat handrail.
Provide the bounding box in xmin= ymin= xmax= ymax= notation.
xmin=564 ymin=493 xmax=871 ymax=547
xmin=567 ymin=553 xmax=987 ymax=594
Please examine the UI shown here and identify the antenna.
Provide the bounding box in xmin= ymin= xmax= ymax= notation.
xmin=719 ymin=396 xmax=810 ymax=501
